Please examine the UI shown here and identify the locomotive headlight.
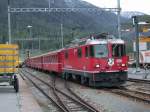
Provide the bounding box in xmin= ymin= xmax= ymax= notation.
xmin=122 ymin=64 xmax=126 ymax=67
xmin=95 ymin=64 xmax=100 ymax=68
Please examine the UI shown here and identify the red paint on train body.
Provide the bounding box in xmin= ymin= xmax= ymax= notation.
xmin=25 ymin=34 xmax=128 ymax=87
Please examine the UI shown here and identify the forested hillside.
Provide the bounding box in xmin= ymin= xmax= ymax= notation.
xmin=0 ymin=0 xmax=124 ymax=50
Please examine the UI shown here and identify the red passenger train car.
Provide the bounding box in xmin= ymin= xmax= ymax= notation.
xmin=25 ymin=34 xmax=128 ymax=87
xmin=25 ymin=50 xmax=63 ymax=73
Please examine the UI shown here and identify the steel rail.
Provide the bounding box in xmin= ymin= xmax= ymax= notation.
xmin=128 ymin=78 xmax=150 ymax=84
xmin=19 ymin=70 xmax=67 ymax=112
xmin=109 ymin=88 xmax=150 ymax=104
xmin=126 ymin=89 xmax=150 ymax=97
xmin=19 ymin=71 xmax=25 ymax=80
xmin=21 ymin=69 xmax=99 ymax=112
xmin=51 ymin=76 xmax=71 ymax=112
xmin=65 ymin=81 xmax=100 ymax=112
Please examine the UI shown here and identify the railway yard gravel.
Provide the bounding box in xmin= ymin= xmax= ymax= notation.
xmin=70 ymin=83 xmax=150 ymax=112
xmin=26 ymin=68 xmax=150 ymax=112
xmin=128 ymin=68 xmax=150 ymax=80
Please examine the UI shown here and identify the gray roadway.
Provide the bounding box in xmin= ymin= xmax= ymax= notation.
xmin=0 ymin=86 xmax=20 ymax=112
xmin=0 ymin=74 xmax=42 ymax=112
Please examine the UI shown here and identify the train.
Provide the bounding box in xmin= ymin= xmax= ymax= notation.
xmin=25 ymin=33 xmax=128 ymax=87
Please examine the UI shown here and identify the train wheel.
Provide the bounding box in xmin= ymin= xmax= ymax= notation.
xmin=81 ymin=76 xmax=90 ymax=86
xmin=88 ymin=79 xmax=95 ymax=87
xmin=85 ymin=78 xmax=90 ymax=86
xmin=81 ymin=76 xmax=86 ymax=85
xmin=64 ymin=73 xmax=69 ymax=80
xmin=14 ymin=75 xmax=19 ymax=93
xmin=81 ymin=76 xmax=84 ymax=84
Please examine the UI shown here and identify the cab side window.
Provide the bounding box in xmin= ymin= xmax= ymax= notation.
xmin=85 ymin=47 xmax=89 ymax=57
xmin=89 ymin=46 xmax=94 ymax=57
xmin=65 ymin=50 xmax=68 ymax=59
xmin=77 ymin=48 xmax=82 ymax=58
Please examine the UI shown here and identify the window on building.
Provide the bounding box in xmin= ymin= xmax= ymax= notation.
xmin=147 ymin=43 xmax=150 ymax=50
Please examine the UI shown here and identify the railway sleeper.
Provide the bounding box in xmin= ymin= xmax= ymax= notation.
xmin=67 ymin=103 xmax=79 ymax=107
xmin=68 ymin=105 xmax=86 ymax=111
xmin=112 ymin=90 xmax=150 ymax=103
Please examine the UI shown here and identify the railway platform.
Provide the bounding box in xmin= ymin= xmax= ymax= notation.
xmin=128 ymin=68 xmax=150 ymax=80
xmin=0 ymin=74 xmax=42 ymax=112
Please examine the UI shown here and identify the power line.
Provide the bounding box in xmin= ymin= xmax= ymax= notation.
xmin=8 ymin=0 xmax=121 ymax=47
xmin=14 ymin=38 xmax=54 ymax=41
xmin=9 ymin=8 xmax=119 ymax=13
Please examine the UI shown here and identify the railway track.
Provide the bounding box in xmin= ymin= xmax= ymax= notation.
xmin=19 ymin=70 xmax=67 ymax=112
xmin=21 ymin=68 xmax=150 ymax=107
xmin=137 ymin=88 xmax=150 ymax=93
xmin=20 ymin=69 xmax=99 ymax=112
xmin=128 ymin=78 xmax=150 ymax=84
xmin=108 ymin=87 xmax=150 ymax=104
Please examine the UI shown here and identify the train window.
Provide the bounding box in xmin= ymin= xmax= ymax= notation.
xmin=90 ymin=44 xmax=108 ymax=58
xmin=77 ymin=48 xmax=82 ymax=58
xmin=89 ymin=46 xmax=94 ymax=57
xmin=65 ymin=51 xmax=68 ymax=59
xmin=94 ymin=44 xmax=108 ymax=58
xmin=85 ymin=47 xmax=89 ymax=57
xmin=56 ymin=56 xmax=57 ymax=62
xmin=49 ymin=56 xmax=51 ymax=62
xmin=112 ymin=44 xmax=126 ymax=57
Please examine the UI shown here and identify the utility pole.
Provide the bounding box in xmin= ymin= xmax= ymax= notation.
xmin=8 ymin=0 xmax=11 ymax=44
xmin=61 ymin=24 xmax=64 ymax=48
xmin=132 ymin=16 xmax=140 ymax=71
xmin=117 ymin=0 xmax=121 ymax=39
xmin=49 ymin=0 xmax=51 ymax=11
xmin=27 ymin=25 xmax=33 ymax=51
xmin=39 ymin=36 xmax=41 ymax=51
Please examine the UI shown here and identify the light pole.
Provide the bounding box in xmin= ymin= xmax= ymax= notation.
xmin=61 ymin=24 xmax=64 ymax=48
xmin=117 ymin=0 xmax=121 ymax=39
xmin=27 ymin=25 xmax=33 ymax=50
xmin=49 ymin=0 xmax=51 ymax=9
xmin=8 ymin=0 xmax=11 ymax=44
xmin=27 ymin=25 xmax=32 ymax=38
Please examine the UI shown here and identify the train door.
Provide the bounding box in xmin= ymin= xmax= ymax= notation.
xmin=85 ymin=46 xmax=90 ymax=71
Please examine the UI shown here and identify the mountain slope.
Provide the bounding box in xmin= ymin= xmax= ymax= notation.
xmin=0 ymin=0 xmax=120 ymax=49
xmin=121 ymin=11 xmax=145 ymax=18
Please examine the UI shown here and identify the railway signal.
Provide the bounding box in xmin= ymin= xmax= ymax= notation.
xmin=132 ymin=16 xmax=140 ymax=71
xmin=26 ymin=50 xmax=30 ymax=58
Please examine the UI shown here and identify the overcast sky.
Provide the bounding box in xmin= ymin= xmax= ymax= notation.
xmin=84 ymin=0 xmax=150 ymax=14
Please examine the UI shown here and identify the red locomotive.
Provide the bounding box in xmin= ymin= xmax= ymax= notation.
xmin=25 ymin=34 xmax=128 ymax=87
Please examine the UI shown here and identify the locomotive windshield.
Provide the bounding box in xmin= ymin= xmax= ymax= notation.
xmin=112 ymin=44 xmax=126 ymax=57
xmin=90 ymin=44 xmax=108 ymax=58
